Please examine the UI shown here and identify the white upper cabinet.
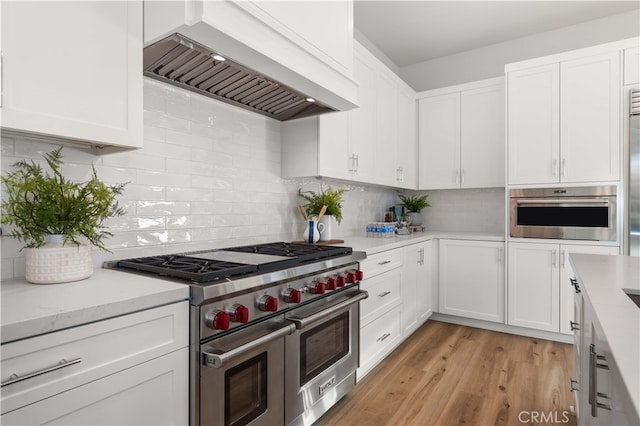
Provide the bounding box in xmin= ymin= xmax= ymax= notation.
xmin=560 ymin=52 xmax=620 ymax=183
xmin=281 ymin=41 xmax=418 ymax=189
xmin=144 ymin=0 xmax=357 ymax=112
xmin=1 ymin=1 xmax=143 ymax=149
xmin=418 ymin=78 xmax=505 ymax=190
xmin=396 ymin=85 xmax=418 ymax=189
xmin=507 ymin=49 xmax=621 ymax=184
xmin=460 ymin=84 xmax=505 ymax=188
xmin=507 ymin=64 xmax=560 ymax=184
xmin=418 ymin=92 xmax=460 ymax=189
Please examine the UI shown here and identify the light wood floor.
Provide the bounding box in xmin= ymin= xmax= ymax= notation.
xmin=318 ymin=320 xmax=577 ymax=426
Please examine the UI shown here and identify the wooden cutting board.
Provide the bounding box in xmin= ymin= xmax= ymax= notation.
xmin=291 ymin=239 xmax=345 ymax=246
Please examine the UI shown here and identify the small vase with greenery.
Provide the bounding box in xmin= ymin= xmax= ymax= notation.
xmin=298 ymin=186 xmax=347 ymax=241
xmin=398 ymin=193 xmax=430 ymax=227
xmin=1 ymin=147 xmax=127 ymax=283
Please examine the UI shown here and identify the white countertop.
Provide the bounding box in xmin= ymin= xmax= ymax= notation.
xmin=1 ymin=268 xmax=189 ymax=344
xmin=569 ymin=254 xmax=640 ymax=419
xmin=340 ymin=231 xmax=505 ymax=255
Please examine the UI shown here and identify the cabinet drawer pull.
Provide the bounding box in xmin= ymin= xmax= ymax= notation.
xmin=376 ymin=333 xmax=391 ymax=342
xmin=1 ymin=358 xmax=81 ymax=387
xmin=570 ymin=321 xmax=580 ymax=331
xmin=377 ymin=291 xmax=392 ymax=298
xmin=377 ymin=260 xmax=392 ymax=265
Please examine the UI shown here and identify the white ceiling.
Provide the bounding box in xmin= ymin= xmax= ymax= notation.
xmin=354 ymin=1 xmax=640 ymax=68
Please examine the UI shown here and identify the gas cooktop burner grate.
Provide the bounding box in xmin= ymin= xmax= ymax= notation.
xmin=225 ymin=242 xmax=351 ymax=261
xmin=117 ymin=255 xmax=257 ymax=282
xmin=115 ymin=242 xmax=353 ymax=283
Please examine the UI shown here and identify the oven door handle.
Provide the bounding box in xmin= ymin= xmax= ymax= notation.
xmin=288 ymin=290 xmax=369 ymax=330
xmin=202 ymin=322 xmax=296 ymax=368
xmin=515 ymin=198 xmax=609 ymax=206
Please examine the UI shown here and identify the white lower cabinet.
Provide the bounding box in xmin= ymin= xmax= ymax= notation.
xmin=402 ymin=241 xmax=434 ymax=335
xmin=508 ymin=242 xmax=618 ymax=333
xmin=577 ymin=293 xmax=638 ymax=425
xmin=1 ymin=301 xmax=189 ymax=424
xmin=439 ymin=239 xmax=505 ymax=323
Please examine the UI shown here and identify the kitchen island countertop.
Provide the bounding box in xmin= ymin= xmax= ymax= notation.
xmin=569 ymin=254 xmax=640 ymax=422
xmin=1 ymin=268 xmax=189 ymax=344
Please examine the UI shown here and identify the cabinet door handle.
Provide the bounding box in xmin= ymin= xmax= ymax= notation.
xmin=553 ymin=159 xmax=559 ymax=178
xmin=562 ymin=159 xmax=566 ymax=178
xmin=561 ymin=250 xmax=566 ymax=268
xmin=569 ymin=378 xmax=579 ymax=392
xmin=376 ymin=333 xmax=391 ymax=342
xmin=354 ymin=154 xmax=359 ymax=174
xmin=570 ymin=321 xmax=580 ymax=331
xmin=1 ymin=358 xmax=81 ymax=387
xmin=377 ymin=291 xmax=392 ymax=298
xmin=461 ymin=169 xmax=465 ymax=185
xmin=552 ymin=250 xmax=557 ymax=267
xmin=377 ymin=260 xmax=391 ymax=265
xmin=570 ymin=277 xmax=581 ymax=293
xmin=455 ymin=169 xmax=460 ymax=185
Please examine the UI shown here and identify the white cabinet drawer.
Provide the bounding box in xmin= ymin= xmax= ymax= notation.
xmin=1 ymin=348 xmax=188 ymax=425
xmin=360 ymin=268 xmax=402 ymax=326
xmin=359 ymin=249 xmax=403 ymax=279
xmin=1 ymin=301 xmax=188 ymax=414
xmin=358 ymin=305 xmax=402 ymax=380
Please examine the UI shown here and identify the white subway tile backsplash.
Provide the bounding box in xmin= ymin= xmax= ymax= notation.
xmin=137 ymin=170 xmax=191 ymax=187
xmin=1 ymin=78 xmax=503 ymax=281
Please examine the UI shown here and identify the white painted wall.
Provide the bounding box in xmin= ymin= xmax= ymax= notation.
xmin=400 ymin=10 xmax=640 ymax=91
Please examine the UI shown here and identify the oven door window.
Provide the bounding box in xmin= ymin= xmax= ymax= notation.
xmin=517 ymin=205 xmax=609 ymax=227
xmin=300 ymin=311 xmax=349 ymax=386
xmin=225 ymin=353 xmax=267 ymax=426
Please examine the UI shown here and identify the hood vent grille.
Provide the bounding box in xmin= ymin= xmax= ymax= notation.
xmin=144 ymin=34 xmax=336 ymax=121
xmin=631 ymin=89 xmax=640 ymax=116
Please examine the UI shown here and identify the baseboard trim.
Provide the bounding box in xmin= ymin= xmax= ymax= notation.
xmin=430 ymin=313 xmax=574 ymax=344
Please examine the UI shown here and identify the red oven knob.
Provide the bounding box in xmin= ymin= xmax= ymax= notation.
xmin=205 ymin=310 xmax=230 ymax=330
xmin=257 ymin=295 xmax=278 ymax=312
xmin=226 ymin=304 xmax=249 ymax=323
xmin=336 ymin=275 xmax=346 ymax=287
xmin=355 ymin=270 xmax=364 ymax=281
xmin=282 ymin=288 xmax=302 ymax=304
xmin=310 ymin=282 xmax=326 ymax=294
xmin=326 ymin=278 xmax=337 ymax=290
xmin=346 ymin=271 xmax=356 ymax=283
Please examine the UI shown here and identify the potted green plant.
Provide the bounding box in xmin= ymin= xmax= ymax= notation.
xmin=398 ymin=193 xmax=430 ymax=226
xmin=1 ymin=147 xmax=127 ymax=284
xmin=298 ymin=186 xmax=347 ymax=241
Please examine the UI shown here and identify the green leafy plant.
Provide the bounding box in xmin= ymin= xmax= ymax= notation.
xmin=1 ymin=147 xmax=127 ymax=251
xmin=398 ymin=194 xmax=430 ymax=213
xmin=298 ymin=186 xmax=348 ymax=224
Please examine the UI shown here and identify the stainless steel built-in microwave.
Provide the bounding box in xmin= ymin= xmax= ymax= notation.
xmin=509 ymin=186 xmax=617 ymax=241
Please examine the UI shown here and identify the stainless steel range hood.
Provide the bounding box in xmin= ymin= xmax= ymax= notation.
xmin=144 ymin=34 xmax=336 ymax=121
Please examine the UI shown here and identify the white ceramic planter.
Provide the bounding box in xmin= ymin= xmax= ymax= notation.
xmin=406 ymin=212 xmax=423 ymax=227
xmin=25 ymin=235 xmax=93 ymax=284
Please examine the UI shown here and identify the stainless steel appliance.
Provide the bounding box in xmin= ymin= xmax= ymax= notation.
xmin=509 ymin=185 xmax=617 ymax=241
xmin=629 ymin=89 xmax=640 ymax=255
xmin=111 ymin=242 xmax=366 ymax=426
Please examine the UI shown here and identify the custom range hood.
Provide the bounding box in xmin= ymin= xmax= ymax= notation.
xmin=144 ymin=34 xmax=337 ymax=121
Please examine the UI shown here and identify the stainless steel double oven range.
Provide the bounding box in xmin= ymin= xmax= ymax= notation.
xmin=114 ymin=242 xmax=367 ymax=426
